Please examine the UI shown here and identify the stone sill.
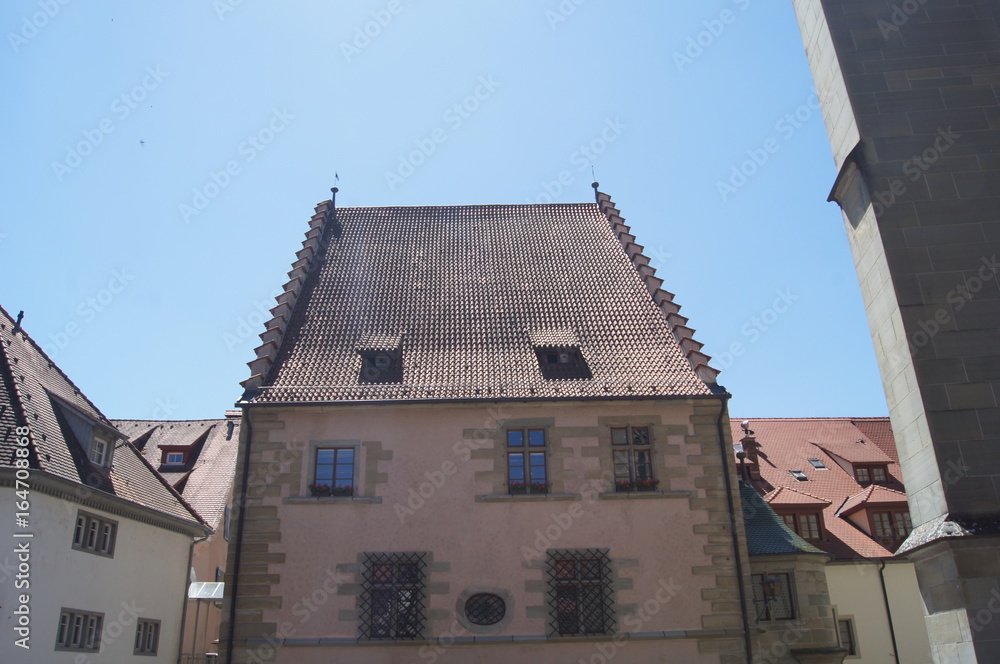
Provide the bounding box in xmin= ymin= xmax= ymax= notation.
xmin=597 ymin=490 xmax=692 ymax=500
xmin=286 ymin=496 xmax=382 ymax=504
xmin=475 ymin=493 xmax=577 ymax=503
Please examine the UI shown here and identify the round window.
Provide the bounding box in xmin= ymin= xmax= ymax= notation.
xmin=465 ymin=593 xmax=506 ymax=626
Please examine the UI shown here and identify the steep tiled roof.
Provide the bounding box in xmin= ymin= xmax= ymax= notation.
xmin=112 ymin=415 xmax=240 ymax=529
xmin=740 ymin=483 xmax=825 ymax=556
xmin=0 ymin=305 xmax=205 ymax=529
xmin=810 ymin=438 xmax=893 ymax=464
xmin=732 ymin=418 xmax=906 ymax=560
xmin=765 ymin=486 xmax=831 ymax=506
xmin=244 ymin=195 xmax=716 ymax=403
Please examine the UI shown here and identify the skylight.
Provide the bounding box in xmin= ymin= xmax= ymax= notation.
xmin=807 ymin=458 xmax=827 ymax=470
xmin=790 ymin=470 xmax=808 ymax=481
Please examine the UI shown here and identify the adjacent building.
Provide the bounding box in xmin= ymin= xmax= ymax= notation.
xmin=0 ymin=305 xmax=211 ymax=662
xmin=220 ymin=188 xmax=849 ymax=663
xmin=113 ymin=413 xmax=242 ymax=662
xmin=734 ymin=417 xmax=931 ymax=663
xmin=789 ymin=3 xmax=1000 ymax=661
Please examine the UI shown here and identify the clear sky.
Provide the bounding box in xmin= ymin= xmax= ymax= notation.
xmin=2 ymin=1 xmax=887 ymax=421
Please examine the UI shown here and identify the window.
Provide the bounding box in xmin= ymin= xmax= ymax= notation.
xmin=165 ymin=452 xmax=184 ymax=465
xmin=855 ymin=464 xmax=889 ymax=485
xmin=223 ymin=505 xmax=231 ymax=541
xmin=216 ymin=567 xmax=225 ymax=583
xmin=507 ymin=429 xmax=547 ymax=493
xmin=72 ymin=511 xmax=117 ymax=556
xmin=359 ymin=552 xmax=427 ymax=640
xmin=807 ymin=458 xmax=827 ymax=470
xmin=313 ymin=448 xmax=355 ymax=496
xmin=789 ymin=469 xmax=808 ymax=481
xmin=872 ymin=510 xmax=912 ymax=544
xmin=534 ymin=348 xmax=592 ymax=379
xmin=546 ymin=549 xmax=615 ymax=636
xmin=612 ymin=426 xmax=655 ymax=491
xmin=780 ymin=512 xmax=823 ymax=541
xmin=465 ymin=593 xmax=506 ymax=626
xmin=56 ymin=609 xmax=103 ymax=651
xmin=838 ymin=618 xmax=857 ymax=656
xmin=89 ymin=432 xmax=113 ymax=467
xmin=134 ymin=619 xmax=160 ymax=655
xmin=751 ymin=573 xmax=794 ymax=621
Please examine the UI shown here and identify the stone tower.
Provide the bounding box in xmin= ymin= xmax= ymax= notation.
xmin=788 ymin=1 xmax=1000 ymax=661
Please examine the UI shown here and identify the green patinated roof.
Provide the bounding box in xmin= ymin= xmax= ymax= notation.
xmin=740 ymin=482 xmax=824 ymax=556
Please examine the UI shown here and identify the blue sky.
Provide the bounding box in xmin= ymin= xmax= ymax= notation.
xmin=2 ymin=1 xmax=886 ymax=420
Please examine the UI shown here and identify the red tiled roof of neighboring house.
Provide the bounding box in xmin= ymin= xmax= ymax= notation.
xmin=0 ymin=305 xmax=206 ymax=530
xmin=243 ymin=193 xmax=718 ymax=404
xmin=732 ymin=417 xmax=907 ymax=560
xmin=838 ymin=485 xmax=909 ymax=517
xmin=113 ymin=416 xmax=241 ymax=530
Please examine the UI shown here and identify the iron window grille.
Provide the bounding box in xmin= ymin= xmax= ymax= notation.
xmin=507 ymin=429 xmax=548 ymax=494
xmin=56 ymin=609 xmax=103 ymax=652
xmin=546 ymin=549 xmax=616 ymax=636
xmin=359 ymin=552 xmax=427 ymax=640
xmin=751 ymin=572 xmax=794 ymax=621
xmin=72 ymin=511 xmax=117 ymax=557
xmin=465 ymin=593 xmax=506 ymax=626
xmin=611 ymin=426 xmax=655 ymax=491
xmin=134 ymin=619 xmax=160 ymax=655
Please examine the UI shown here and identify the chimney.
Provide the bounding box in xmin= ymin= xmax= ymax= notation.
xmin=739 ymin=420 xmax=761 ymax=480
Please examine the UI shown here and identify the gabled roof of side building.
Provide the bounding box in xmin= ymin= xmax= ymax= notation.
xmin=242 ymin=190 xmax=719 ymax=404
xmin=0 ymin=305 xmax=207 ymax=531
xmin=112 ymin=414 xmax=241 ymax=529
xmin=731 ymin=417 xmax=906 ymax=560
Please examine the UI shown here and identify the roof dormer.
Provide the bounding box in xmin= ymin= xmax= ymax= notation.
xmin=356 ymin=333 xmax=403 ymax=384
xmin=529 ymin=329 xmax=592 ymax=380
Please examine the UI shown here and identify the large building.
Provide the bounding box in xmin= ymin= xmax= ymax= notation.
xmin=789 ymin=3 xmax=1000 ymax=661
xmin=734 ymin=417 xmax=931 ymax=663
xmin=219 ymin=188 xmax=850 ymax=663
xmin=0 ymin=306 xmax=211 ymax=663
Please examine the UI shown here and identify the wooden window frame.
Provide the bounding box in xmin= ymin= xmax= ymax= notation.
xmin=506 ymin=428 xmax=548 ymax=494
xmin=611 ymin=425 xmax=655 ymax=491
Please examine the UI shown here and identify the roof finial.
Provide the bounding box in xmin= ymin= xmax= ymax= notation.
xmin=12 ymin=311 xmax=23 ymax=334
xmin=591 ymin=180 xmax=600 ymax=204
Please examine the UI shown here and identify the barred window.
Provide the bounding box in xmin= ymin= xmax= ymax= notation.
xmin=611 ymin=426 xmax=656 ymax=491
xmin=546 ymin=549 xmax=615 ymax=636
xmin=507 ymin=429 xmax=547 ymax=494
xmin=751 ymin=572 xmax=794 ymax=621
xmin=56 ymin=609 xmax=103 ymax=652
xmin=134 ymin=619 xmax=160 ymax=655
xmin=359 ymin=552 xmax=427 ymax=640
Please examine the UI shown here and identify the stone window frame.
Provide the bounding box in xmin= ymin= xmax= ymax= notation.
xmin=454 ymin=586 xmax=515 ymax=635
xmin=505 ymin=427 xmax=549 ymax=494
xmin=837 ymin=615 xmax=859 ymax=658
xmin=55 ymin=608 xmax=104 ymax=652
xmin=751 ymin=571 xmax=796 ymax=622
xmin=303 ymin=439 xmax=363 ymax=499
xmin=72 ymin=510 xmax=117 ymax=558
xmin=133 ymin=618 xmax=161 ymax=656
xmin=609 ymin=424 xmax=656 ymax=491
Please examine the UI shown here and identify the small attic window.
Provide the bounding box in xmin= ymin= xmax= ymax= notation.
xmin=807 ymin=458 xmax=827 ymax=470
xmin=356 ymin=333 xmax=403 ymax=384
xmin=790 ymin=470 xmax=808 ymax=481
xmin=89 ymin=431 xmax=113 ymax=468
xmin=529 ymin=329 xmax=591 ymax=380
xmin=165 ymin=452 xmax=185 ymax=465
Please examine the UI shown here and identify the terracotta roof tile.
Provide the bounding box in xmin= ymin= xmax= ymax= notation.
xmin=838 ymin=485 xmax=909 ymax=517
xmin=732 ymin=417 xmax=907 ymax=560
xmin=765 ymin=486 xmax=832 ymax=506
xmin=246 ymin=200 xmax=714 ymax=403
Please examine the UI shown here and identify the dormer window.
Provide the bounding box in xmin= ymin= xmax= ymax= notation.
xmin=165 ymin=452 xmax=184 ymax=465
xmin=89 ymin=431 xmax=113 ymax=467
xmin=529 ymin=329 xmax=591 ymax=380
xmin=356 ymin=333 xmax=403 ymax=384
xmin=855 ymin=464 xmax=888 ymax=485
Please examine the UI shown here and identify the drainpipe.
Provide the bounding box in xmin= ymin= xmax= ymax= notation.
xmin=178 ymin=531 xmax=210 ymax=664
xmin=714 ymin=394 xmax=754 ymax=664
xmin=224 ymin=404 xmax=254 ymax=664
xmin=878 ymin=559 xmax=901 ymax=664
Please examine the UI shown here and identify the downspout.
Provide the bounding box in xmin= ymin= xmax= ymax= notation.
xmin=224 ymin=404 xmax=254 ymax=664
xmin=715 ymin=394 xmax=754 ymax=664
xmin=879 ymin=559 xmax=901 ymax=664
xmin=177 ymin=531 xmax=210 ymax=664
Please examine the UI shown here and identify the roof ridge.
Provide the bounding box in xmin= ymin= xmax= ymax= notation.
xmin=594 ymin=190 xmax=719 ymax=385
xmin=0 ymin=305 xmax=115 ymax=430
xmin=733 ymin=416 xmax=890 ymax=421
xmin=780 ymin=485 xmax=832 ymax=503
